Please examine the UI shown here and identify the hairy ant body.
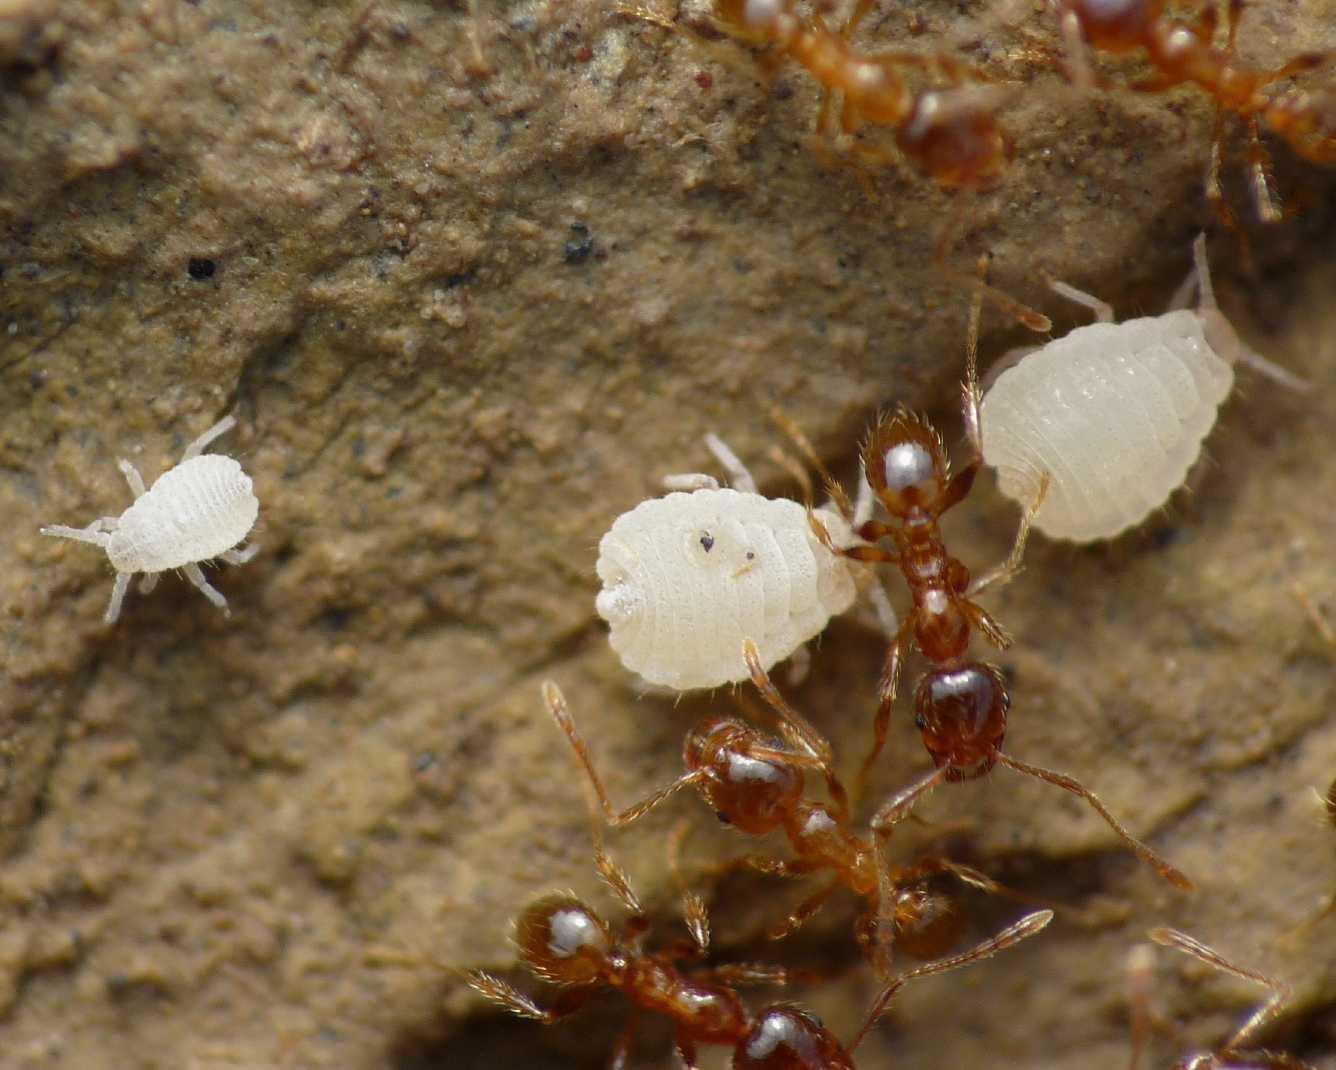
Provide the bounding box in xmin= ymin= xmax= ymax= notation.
xmin=465 ymin=813 xmax=1051 ymax=1067
xmin=1050 ymin=0 xmax=1333 ymax=221
xmin=709 ymin=0 xmax=1051 ymax=331
xmin=547 ymin=667 xmax=1051 ymax=982
xmin=791 ymin=275 xmax=1193 ymax=892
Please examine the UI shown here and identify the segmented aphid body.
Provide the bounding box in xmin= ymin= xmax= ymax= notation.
xmin=595 ymin=489 xmax=860 ymax=690
xmin=980 ymin=310 xmax=1233 ymax=542
xmin=110 ymin=456 xmax=258 ymax=573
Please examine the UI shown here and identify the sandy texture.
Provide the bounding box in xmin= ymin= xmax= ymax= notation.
xmin=1 ymin=0 xmax=1335 ymax=1067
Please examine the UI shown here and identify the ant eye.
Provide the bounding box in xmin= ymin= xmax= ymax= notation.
xmin=715 ymin=810 xmax=732 ymax=825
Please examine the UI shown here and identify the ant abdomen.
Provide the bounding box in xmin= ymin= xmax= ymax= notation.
xmin=913 ymin=664 xmax=1010 ymax=780
xmin=1063 ymin=0 xmax=1161 ymax=52
xmin=734 ymin=1006 xmax=855 ymax=1070
xmin=515 ymin=896 xmax=612 ymax=985
xmin=686 ymin=717 xmax=805 ymax=834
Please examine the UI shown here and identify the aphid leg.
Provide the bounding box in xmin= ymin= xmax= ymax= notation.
xmin=703 ymin=431 xmax=758 ymax=493
xmin=968 ymin=472 xmax=1050 ymax=598
xmin=1294 ymin=584 xmax=1336 ymax=650
xmin=221 ymin=543 xmax=261 ymax=566
xmin=866 ymin=577 xmax=900 ymax=639
xmin=104 ymin=572 xmax=133 ymax=625
xmin=140 ymin=573 xmax=159 ymax=594
xmin=852 ymin=462 xmax=875 ymax=528
xmin=995 ymin=753 xmax=1193 ymax=890
xmin=662 ymin=472 xmax=720 ymax=491
xmin=183 ymin=562 xmax=231 ymax=616
xmin=853 ymin=616 xmax=912 ymax=808
xmin=39 ymin=521 xmax=116 ymax=547
xmin=1046 ymin=278 xmax=1116 ymax=323
xmin=543 ymin=681 xmax=708 ymax=826
xmin=851 ymin=909 xmax=1054 ymax=1051
xmin=1191 ymin=235 xmax=1311 ymax=391
xmin=1149 ymin=927 xmax=1292 ymax=1054
xmin=785 ymin=642 xmax=812 ymax=687
xmin=182 ymin=414 xmax=237 ymax=460
xmin=117 ymin=459 xmax=146 ymax=497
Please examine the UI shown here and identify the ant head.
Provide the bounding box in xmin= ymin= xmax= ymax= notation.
xmin=685 ymin=717 xmax=804 ymax=835
xmin=733 ymin=1005 xmax=855 ymax=1070
xmin=861 ymin=409 xmax=948 ymax=518
xmin=895 ymin=87 xmax=1013 ymax=192
xmin=913 ymin=664 xmax=1009 ymax=779
xmin=891 ymin=885 xmax=968 ymax=960
xmin=1062 ymin=0 xmax=1161 ymax=51
xmin=514 ymin=895 xmax=611 ymax=985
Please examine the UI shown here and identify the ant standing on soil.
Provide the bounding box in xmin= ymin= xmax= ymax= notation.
xmin=788 ymin=271 xmax=1193 ymax=892
xmin=546 ymin=665 xmax=1050 ymax=983
xmin=465 ymin=770 xmax=1053 ymax=1068
xmin=1048 ymin=0 xmax=1334 ymax=222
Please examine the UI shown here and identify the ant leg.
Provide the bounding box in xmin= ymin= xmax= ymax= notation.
xmin=703 ymin=431 xmax=758 ymax=493
xmin=769 ymin=406 xmax=855 ymax=520
xmin=543 ymin=681 xmax=708 ymax=826
xmin=852 ymin=617 xmax=912 ymax=808
xmin=968 ymin=472 xmax=1051 ymax=598
xmin=465 ymin=971 xmax=593 ymax=1024
xmin=743 ymin=640 xmax=849 ymax=820
xmin=609 ymin=1009 xmax=640 ymax=1070
xmin=995 ymin=752 xmax=1193 ymax=890
xmin=767 ymin=877 xmax=844 ymax=940
xmin=851 ymin=909 xmax=1054 ymax=1051
xmin=184 ymin=562 xmax=231 ymax=615
xmin=935 ymin=197 xmax=1052 ymax=333
xmin=668 ymin=820 xmax=711 ymax=957
xmin=182 ymin=414 xmax=237 ymax=460
xmin=117 ymin=459 xmax=146 ymax=497
xmin=962 ymin=601 xmax=1014 ymax=649
xmin=675 ymin=1034 xmax=701 ymax=1070
xmin=1148 ymin=928 xmax=1291 ymax=1052
xmin=105 ymin=572 xmax=133 ymax=624
xmin=869 ymin=766 xmax=951 ymax=837
xmin=1055 ymin=4 xmax=1095 ymax=90
xmin=1244 ymin=115 xmax=1283 ymax=225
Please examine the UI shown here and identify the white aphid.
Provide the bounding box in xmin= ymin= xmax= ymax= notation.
xmin=980 ymin=235 xmax=1307 ymax=543
xmin=595 ymin=433 xmax=880 ymax=691
xmin=40 ymin=415 xmax=260 ymax=624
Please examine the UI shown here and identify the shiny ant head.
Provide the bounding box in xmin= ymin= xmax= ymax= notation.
xmin=514 ymin=895 xmax=611 ymax=985
xmin=914 ymin=664 xmax=1009 ymax=780
xmin=854 ymin=884 xmax=967 ymax=963
xmin=895 ymin=87 xmax=1014 ymax=192
xmin=683 ymin=717 xmax=805 ymax=835
xmin=861 ymin=409 xmax=948 ymax=518
xmin=1060 ymin=0 xmax=1164 ymax=52
xmin=733 ymin=1005 xmax=855 ymax=1070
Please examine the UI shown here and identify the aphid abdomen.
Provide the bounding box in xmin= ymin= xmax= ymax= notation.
xmin=108 ymin=456 xmax=258 ymax=573
xmin=594 ymin=490 xmax=856 ymax=690
xmin=981 ymin=313 xmax=1233 ymax=541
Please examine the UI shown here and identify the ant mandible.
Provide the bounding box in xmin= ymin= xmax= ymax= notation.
xmin=708 ymin=0 xmax=1052 ymax=332
xmin=546 ymin=666 xmax=1053 ymax=984
xmin=786 ymin=267 xmax=1192 ymax=892
xmin=1048 ymin=0 xmax=1334 ymax=221
xmin=465 ymin=790 xmax=1052 ymax=1068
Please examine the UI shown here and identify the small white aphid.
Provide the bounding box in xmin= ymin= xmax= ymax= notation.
xmin=595 ymin=432 xmax=887 ymax=691
xmin=979 ymin=235 xmax=1308 ymax=542
xmin=41 ymin=415 xmax=260 ymax=624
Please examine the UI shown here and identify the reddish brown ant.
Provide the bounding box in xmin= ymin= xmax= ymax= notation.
xmin=1048 ymin=0 xmax=1334 ymax=222
xmin=465 ymin=832 xmax=1051 ymax=1068
xmin=702 ymin=0 xmax=1052 ymax=332
xmin=786 ymin=268 xmax=1193 ymax=892
xmin=546 ymin=667 xmax=1054 ymax=983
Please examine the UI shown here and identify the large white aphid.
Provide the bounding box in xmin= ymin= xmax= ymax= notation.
xmin=595 ymin=433 xmax=883 ymax=691
xmin=41 ymin=415 xmax=260 ymax=624
xmin=979 ymin=235 xmax=1308 ymax=542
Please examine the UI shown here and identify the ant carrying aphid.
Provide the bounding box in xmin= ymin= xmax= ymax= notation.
xmin=704 ymin=0 xmax=1052 ymax=332
xmin=546 ymin=666 xmax=1053 ymax=983
xmin=787 ymin=266 xmax=1193 ymax=892
xmin=465 ymin=760 xmax=1053 ymax=1068
xmin=1048 ymin=0 xmax=1334 ymax=222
